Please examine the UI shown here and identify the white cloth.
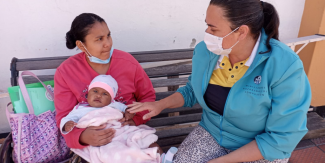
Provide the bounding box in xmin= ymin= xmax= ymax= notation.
xmin=72 ymin=106 xmax=160 ymax=163
xmin=60 ymin=101 xmax=127 ymax=135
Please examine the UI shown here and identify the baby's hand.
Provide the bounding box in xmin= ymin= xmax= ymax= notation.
xmin=118 ymin=109 xmax=135 ymax=124
xmin=125 ymin=110 xmax=135 ymax=121
xmin=64 ymin=121 xmax=77 ymax=132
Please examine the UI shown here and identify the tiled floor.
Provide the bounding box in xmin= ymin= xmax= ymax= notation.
xmin=289 ymin=137 xmax=325 ymax=163
xmin=1 ymin=137 xmax=325 ymax=162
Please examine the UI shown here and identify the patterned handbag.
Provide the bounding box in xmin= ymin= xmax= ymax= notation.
xmin=5 ymin=71 xmax=70 ymax=163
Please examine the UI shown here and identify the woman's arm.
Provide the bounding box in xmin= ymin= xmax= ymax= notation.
xmin=54 ymin=68 xmax=87 ymax=149
xmin=128 ymin=75 xmax=197 ymax=119
xmin=252 ymin=60 xmax=311 ymax=161
xmin=208 ymin=140 xmax=263 ymax=163
xmin=128 ymin=92 xmax=185 ymax=120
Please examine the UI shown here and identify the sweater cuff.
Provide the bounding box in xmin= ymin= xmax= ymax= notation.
xmin=62 ymin=127 xmax=88 ymax=149
xmin=133 ymin=112 xmax=150 ymax=126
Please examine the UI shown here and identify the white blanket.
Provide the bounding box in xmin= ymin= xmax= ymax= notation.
xmin=72 ymin=106 xmax=160 ymax=163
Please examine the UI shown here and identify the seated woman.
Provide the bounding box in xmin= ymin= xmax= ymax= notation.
xmin=128 ymin=0 xmax=312 ymax=163
xmin=54 ymin=13 xmax=158 ymax=150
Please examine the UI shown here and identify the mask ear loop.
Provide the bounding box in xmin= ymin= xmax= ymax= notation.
xmin=230 ymin=40 xmax=240 ymax=49
xmin=79 ymin=41 xmax=93 ymax=57
xmin=223 ymin=26 xmax=241 ymax=49
xmin=222 ymin=26 xmax=240 ymax=39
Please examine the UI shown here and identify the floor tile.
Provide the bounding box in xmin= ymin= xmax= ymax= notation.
xmin=311 ymin=137 xmax=325 ymax=146
xmin=319 ymin=145 xmax=325 ymax=152
xmin=295 ymin=139 xmax=315 ymax=150
xmin=289 ymin=146 xmax=325 ymax=163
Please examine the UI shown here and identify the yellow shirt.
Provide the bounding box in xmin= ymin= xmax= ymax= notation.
xmin=209 ymin=56 xmax=249 ymax=87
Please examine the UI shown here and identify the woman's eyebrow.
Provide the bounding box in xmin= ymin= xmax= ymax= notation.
xmin=95 ymin=32 xmax=111 ymax=38
xmin=205 ymin=19 xmax=217 ymax=28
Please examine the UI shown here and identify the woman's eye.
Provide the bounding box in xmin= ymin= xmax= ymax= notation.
xmin=103 ymin=93 xmax=108 ymax=96
xmin=93 ymin=90 xmax=97 ymax=93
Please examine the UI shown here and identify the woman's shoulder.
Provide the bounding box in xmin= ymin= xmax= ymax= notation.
xmin=267 ymin=39 xmax=302 ymax=68
xmin=57 ymin=52 xmax=85 ymax=72
xmin=193 ymin=41 xmax=210 ymax=55
xmin=112 ymin=49 xmax=139 ymax=66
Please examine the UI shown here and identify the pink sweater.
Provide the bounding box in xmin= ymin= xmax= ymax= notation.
xmin=54 ymin=50 xmax=155 ymax=149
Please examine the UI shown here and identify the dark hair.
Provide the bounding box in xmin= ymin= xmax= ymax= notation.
xmin=66 ymin=13 xmax=106 ymax=49
xmin=210 ymin=0 xmax=280 ymax=53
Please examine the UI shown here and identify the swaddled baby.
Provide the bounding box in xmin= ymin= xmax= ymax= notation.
xmin=60 ymin=75 xmax=166 ymax=163
xmin=60 ymin=75 xmax=134 ymax=133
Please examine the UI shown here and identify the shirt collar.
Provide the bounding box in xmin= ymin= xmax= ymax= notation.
xmin=217 ymin=33 xmax=261 ymax=67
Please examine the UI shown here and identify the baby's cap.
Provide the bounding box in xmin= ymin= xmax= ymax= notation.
xmin=88 ymin=75 xmax=118 ymax=99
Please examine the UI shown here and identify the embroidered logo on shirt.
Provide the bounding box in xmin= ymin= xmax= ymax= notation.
xmin=254 ymin=76 xmax=262 ymax=85
xmin=80 ymin=86 xmax=88 ymax=103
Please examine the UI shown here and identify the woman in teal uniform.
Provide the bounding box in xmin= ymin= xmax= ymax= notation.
xmin=129 ymin=0 xmax=311 ymax=162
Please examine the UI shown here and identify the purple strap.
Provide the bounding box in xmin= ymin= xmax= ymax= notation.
xmin=5 ymin=102 xmax=12 ymax=123
xmin=18 ymin=71 xmax=54 ymax=115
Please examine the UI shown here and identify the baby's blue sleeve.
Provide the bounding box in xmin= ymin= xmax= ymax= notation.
xmin=60 ymin=106 xmax=81 ymax=135
xmin=109 ymin=101 xmax=127 ymax=112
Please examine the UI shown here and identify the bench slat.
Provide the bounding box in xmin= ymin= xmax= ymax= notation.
xmin=18 ymin=64 xmax=192 ymax=78
xmin=146 ymin=113 xmax=202 ymax=127
xmin=15 ymin=49 xmax=193 ymax=71
xmin=132 ymin=50 xmax=193 ymax=63
xmin=20 ymin=64 xmax=192 ymax=85
xmin=22 ymin=75 xmax=55 ymax=84
xmin=16 ymin=60 xmax=66 ymax=71
xmin=157 ymin=135 xmax=187 ymax=147
xmin=151 ymin=78 xmax=188 ymax=88
xmin=156 ymin=126 xmax=196 ymax=139
xmin=156 ymin=91 xmax=174 ymax=100
xmin=22 ymin=76 xmax=189 ymax=89
xmin=160 ymin=104 xmax=201 ymax=114
xmin=144 ymin=64 xmax=191 ymax=77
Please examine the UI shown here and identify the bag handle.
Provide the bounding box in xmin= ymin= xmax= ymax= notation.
xmin=18 ymin=71 xmax=54 ymax=115
xmin=5 ymin=102 xmax=12 ymax=124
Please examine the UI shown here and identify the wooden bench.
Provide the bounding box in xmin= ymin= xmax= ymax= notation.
xmin=9 ymin=49 xmax=201 ymax=153
xmin=2 ymin=35 xmax=325 ymax=162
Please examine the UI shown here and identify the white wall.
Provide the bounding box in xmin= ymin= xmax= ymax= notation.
xmin=0 ymin=0 xmax=305 ymax=133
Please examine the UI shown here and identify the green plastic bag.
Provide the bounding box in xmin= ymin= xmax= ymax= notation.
xmin=8 ymin=80 xmax=55 ymax=115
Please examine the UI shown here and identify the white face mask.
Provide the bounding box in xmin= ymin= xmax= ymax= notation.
xmin=204 ymin=27 xmax=240 ymax=56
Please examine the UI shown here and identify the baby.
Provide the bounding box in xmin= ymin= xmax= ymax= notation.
xmin=60 ymin=75 xmax=134 ymax=133
xmin=60 ymin=75 xmax=176 ymax=163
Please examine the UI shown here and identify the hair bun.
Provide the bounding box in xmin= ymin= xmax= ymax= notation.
xmin=65 ymin=31 xmax=77 ymax=49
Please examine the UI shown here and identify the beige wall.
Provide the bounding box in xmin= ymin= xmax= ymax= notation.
xmin=298 ymin=0 xmax=325 ymax=106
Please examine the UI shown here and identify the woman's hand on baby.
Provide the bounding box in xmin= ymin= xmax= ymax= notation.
xmin=124 ymin=110 xmax=135 ymax=121
xmin=118 ymin=110 xmax=134 ymax=123
xmin=79 ymin=124 xmax=116 ymax=147
xmin=64 ymin=121 xmax=77 ymax=132
xmin=127 ymin=101 xmax=164 ymax=120
xmin=121 ymin=119 xmax=136 ymax=127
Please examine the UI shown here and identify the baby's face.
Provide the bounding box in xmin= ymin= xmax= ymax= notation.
xmin=87 ymin=87 xmax=112 ymax=107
